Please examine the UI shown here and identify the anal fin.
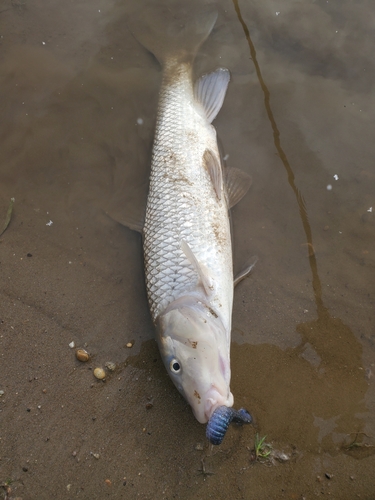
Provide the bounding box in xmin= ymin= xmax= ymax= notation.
xmin=194 ymin=68 xmax=230 ymax=123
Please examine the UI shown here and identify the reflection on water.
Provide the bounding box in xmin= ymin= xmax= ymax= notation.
xmin=232 ymin=0 xmax=374 ymax=458
xmin=0 ymin=0 xmax=374 ymax=497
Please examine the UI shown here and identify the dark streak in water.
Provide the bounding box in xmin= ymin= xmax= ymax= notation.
xmin=232 ymin=3 xmax=366 ymax=410
xmin=231 ymin=2 xmax=368 ymax=446
xmin=232 ymin=0 xmax=327 ymax=318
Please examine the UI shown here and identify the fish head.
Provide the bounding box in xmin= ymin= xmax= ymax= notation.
xmin=156 ymin=298 xmax=233 ymax=423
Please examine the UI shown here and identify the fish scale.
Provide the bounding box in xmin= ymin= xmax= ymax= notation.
xmin=143 ymin=62 xmax=233 ymax=327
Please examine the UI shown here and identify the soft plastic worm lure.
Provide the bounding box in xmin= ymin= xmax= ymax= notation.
xmin=206 ymin=406 xmax=252 ymax=445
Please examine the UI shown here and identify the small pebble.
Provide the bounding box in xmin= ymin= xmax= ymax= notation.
xmin=145 ymin=402 xmax=153 ymax=410
xmin=69 ymin=341 xmax=75 ymax=348
xmin=0 ymin=390 xmax=4 ymax=396
xmin=195 ymin=443 xmax=204 ymax=451
xmin=76 ymin=348 xmax=90 ymax=362
xmin=94 ymin=368 xmax=106 ymax=380
xmin=126 ymin=342 xmax=133 ymax=348
xmin=91 ymin=452 xmax=100 ymax=459
xmin=72 ymin=451 xmax=77 ymax=457
xmin=275 ymin=451 xmax=290 ymax=462
xmin=105 ymin=361 xmax=116 ymax=371
xmin=105 ymin=479 xmax=112 ymax=486
xmin=325 ymin=473 xmax=332 ymax=480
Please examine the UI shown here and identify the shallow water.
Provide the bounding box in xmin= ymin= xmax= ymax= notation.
xmin=0 ymin=0 xmax=374 ymax=498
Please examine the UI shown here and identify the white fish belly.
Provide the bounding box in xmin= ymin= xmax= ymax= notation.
xmin=143 ymin=63 xmax=233 ymax=333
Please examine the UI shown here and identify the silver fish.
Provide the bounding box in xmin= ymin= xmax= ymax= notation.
xmin=130 ymin=5 xmax=253 ymax=444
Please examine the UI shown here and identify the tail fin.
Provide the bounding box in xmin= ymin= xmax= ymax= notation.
xmin=128 ymin=3 xmax=218 ymax=67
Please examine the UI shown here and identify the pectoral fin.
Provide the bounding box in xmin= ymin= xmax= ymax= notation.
xmin=234 ymin=256 xmax=258 ymax=287
xmin=181 ymin=239 xmax=213 ymax=295
xmin=203 ymin=149 xmax=222 ymax=201
xmin=194 ymin=68 xmax=230 ymax=123
xmin=225 ymin=167 xmax=252 ymax=209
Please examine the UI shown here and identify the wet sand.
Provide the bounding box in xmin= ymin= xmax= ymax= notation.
xmin=1 ymin=0 xmax=374 ymax=498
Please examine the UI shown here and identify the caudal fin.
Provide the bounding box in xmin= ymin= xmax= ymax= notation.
xmin=128 ymin=2 xmax=218 ymax=67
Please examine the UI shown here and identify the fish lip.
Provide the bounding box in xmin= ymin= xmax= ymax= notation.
xmin=204 ymin=385 xmax=234 ymax=422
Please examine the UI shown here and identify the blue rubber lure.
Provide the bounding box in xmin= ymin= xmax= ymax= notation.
xmin=206 ymin=406 xmax=252 ymax=445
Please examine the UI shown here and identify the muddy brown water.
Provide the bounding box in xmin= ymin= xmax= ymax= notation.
xmin=1 ymin=0 xmax=374 ymax=498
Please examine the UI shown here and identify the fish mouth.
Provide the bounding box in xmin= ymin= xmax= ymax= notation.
xmin=206 ymin=406 xmax=252 ymax=445
xmin=204 ymin=385 xmax=233 ymax=422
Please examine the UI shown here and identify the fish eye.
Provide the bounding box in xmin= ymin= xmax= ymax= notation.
xmin=170 ymin=359 xmax=181 ymax=373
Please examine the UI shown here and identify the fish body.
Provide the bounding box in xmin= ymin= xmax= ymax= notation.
xmin=130 ymin=6 xmax=251 ymax=432
xmin=144 ymin=59 xmax=234 ymax=423
xmin=144 ymin=61 xmax=233 ymax=332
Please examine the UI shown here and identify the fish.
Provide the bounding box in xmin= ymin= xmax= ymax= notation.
xmin=128 ymin=4 xmax=253 ymax=445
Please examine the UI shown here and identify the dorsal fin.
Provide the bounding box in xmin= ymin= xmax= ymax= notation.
xmin=105 ymin=181 xmax=147 ymax=233
xmin=194 ymin=68 xmax=230 ymax=123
